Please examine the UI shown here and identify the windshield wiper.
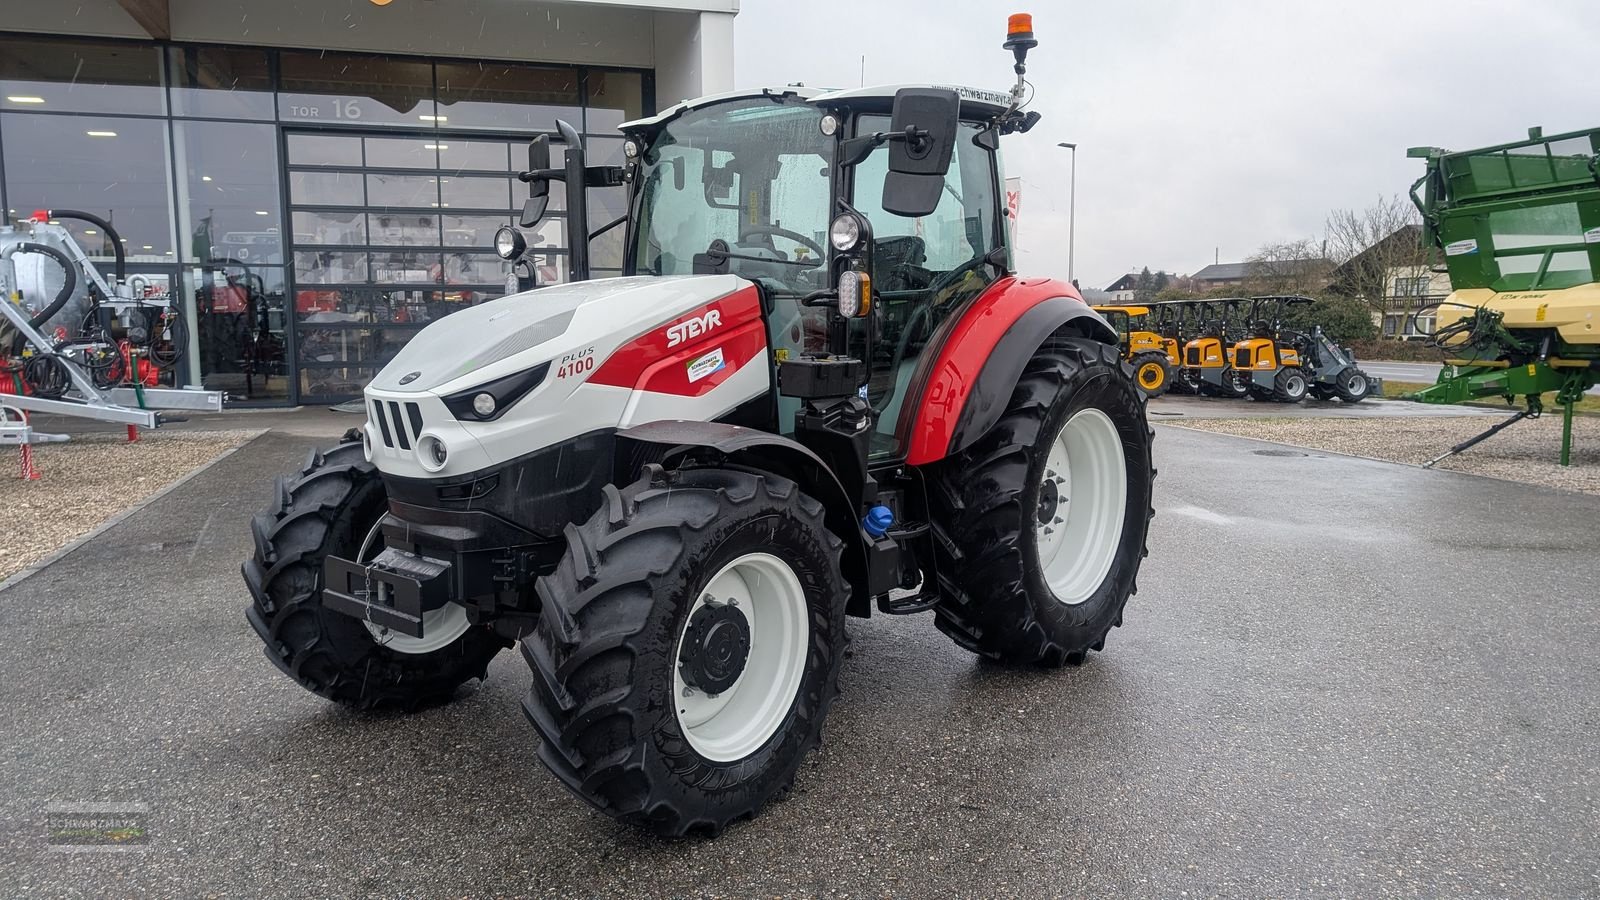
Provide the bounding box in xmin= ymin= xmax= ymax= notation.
xmin=699 ymin=241 xmax=821 ymax=269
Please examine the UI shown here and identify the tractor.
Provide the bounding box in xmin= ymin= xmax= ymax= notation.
xmin=1179 ymin=297 xmax=1250 ymax=397
xmin=242 ymin=15 xmax=1156 ymax=837
xmin=1092 ymin=304 xmax=1176 ymax=397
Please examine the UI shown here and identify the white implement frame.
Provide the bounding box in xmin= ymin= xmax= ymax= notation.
xmin=1 ymin=221 xmax=223 ymax=429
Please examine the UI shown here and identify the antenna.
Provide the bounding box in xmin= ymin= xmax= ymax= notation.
xmin=860 ymin=55 xmax=865 ymax=86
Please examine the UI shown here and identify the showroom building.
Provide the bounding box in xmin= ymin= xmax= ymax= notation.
xmin=0 ymin=0 xmax=736 ymax=404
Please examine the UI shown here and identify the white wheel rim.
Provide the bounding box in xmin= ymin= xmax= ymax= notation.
xmin=1034 ymin=407 xmax=1128 ymax=605
xmin=1348 ymin=374 xmax=1367 ymax=394
xmin=674 ymin=552 xmax=809 ymax=762
xmin=354 ymin=518 xmax=472 ymax=655
xmin=1287 ymin=374 xmax=1306 ymax=398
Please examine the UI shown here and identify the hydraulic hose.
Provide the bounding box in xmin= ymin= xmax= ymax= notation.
xmin=6 ymin=241 xmax=79 ymax=356
xmin=46 ymin=209 xmax=125 ymax=282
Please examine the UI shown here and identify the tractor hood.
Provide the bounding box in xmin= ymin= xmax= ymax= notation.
xmin=369 ymin=275 xmax=749 ymax=395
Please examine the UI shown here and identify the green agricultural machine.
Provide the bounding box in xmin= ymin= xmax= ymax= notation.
xmin=1407 ymin=126 xmax=1600 ymax=466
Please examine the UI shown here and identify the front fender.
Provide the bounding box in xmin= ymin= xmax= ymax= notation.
xmin=614 ymin=421 xmax=872 ymax=617
xmin=899 ymin=277 xmax=1117 ymax=466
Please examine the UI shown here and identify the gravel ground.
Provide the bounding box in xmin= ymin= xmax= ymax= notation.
xmin=1167 ymin=413 xmax=1600 ymax=495
xmin=0 ymin=429 xmax=259 ymax=582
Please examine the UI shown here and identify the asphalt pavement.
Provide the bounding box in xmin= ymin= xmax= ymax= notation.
xmin=2 ymin=424 xmax=1599 ymax=896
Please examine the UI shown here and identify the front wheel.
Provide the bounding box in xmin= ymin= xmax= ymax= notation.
xmin=521 ymin=467 xmax=848 ymax=837
xmin=1273 ymin=367 xmax=1309 ymax=403
xmin=1131 ymin=351 xmax=1173 ymax=398
xmin=241 ymin=438 xmax=507 ymax=710
xmin=1334 ymin=366 xmax=1371 ymax=402
xmin=930 ymin=335 xmax=1154 ymax=666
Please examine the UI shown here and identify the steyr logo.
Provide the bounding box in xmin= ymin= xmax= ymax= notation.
xmin=665 ymin=309 xmax=722 ymax=348
xmin=399 ymin=371 xmax=421 ymax=385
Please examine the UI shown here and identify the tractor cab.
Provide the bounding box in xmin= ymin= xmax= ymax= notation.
xmin=509 ymin=80 xmax=1027 ymax=460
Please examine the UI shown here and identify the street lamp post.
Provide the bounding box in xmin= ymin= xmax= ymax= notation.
xmin=1058 ymin=141 xmax=1077 ymax=286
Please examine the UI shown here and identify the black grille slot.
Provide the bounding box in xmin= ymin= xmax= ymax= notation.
xmin=1235 ymin=348 xmax=1253 ymax=369
xmin=387 ymin=401 xmax=412 ymax=450
xmin=371 ymin=400 xmax=394 ymax=448
xmin=1185 ymin=347 xmax=1200 ymax=366
xmin=405 ymin=402 xmax=424 ymax=437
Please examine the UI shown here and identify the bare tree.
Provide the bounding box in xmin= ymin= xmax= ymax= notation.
xmin=1244 ymin=238 xmax=1331 ymax=295
xmin=1323 ymin=195 xmax=1432 ymax=320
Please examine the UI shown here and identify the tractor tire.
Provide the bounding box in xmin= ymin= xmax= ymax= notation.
xmin=242 ymin=436 xmax=507 ymax=710
xmin=1131 ymin=351 xmax=1173 ymax=399
xmin=1273 ymin=367 xmax=1309 ymax=403
xmin=1175 ymin=367 xmax=1203 ymax=395
xmin=1216 ymin=367 xmax=1251 ymax=399
xmin=1334 ymin=366 xmax=1372 ymax=403
xmin=522 ymin=466 xmax=848 ymax=837
xmin=929 ymin=335 xmax=1154 ymax=666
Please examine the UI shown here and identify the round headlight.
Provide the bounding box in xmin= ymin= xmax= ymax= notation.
xmin=472 ymin=392 xmax=497 ymax=417
xmin=623 ymin=140 xmax=640 ymax=160
xmin=418 ymin=434 xmax=449 ymax=472
xmin=493 ymin=225 xmax=525 ymax=260
xmin=819 ymin=114 xmax=839 ymax=136
xmin=829 ymin=214 xmax=863 ymax=252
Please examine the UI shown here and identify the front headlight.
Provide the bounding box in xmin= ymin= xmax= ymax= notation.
xmin=829 ymin=213 xmax=864 ymax=253
xmin=442 ymin=362 xmax=550 ymax=422
xmin=494 ymin=225 xmax=526 ymax=260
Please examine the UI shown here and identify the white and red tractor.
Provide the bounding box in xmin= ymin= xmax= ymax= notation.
xmin=243 ymin=16 xmax=1155 ymax=836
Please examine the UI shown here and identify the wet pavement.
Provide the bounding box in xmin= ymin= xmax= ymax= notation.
xmin=2 ymin=423 xmax=1598 ymax=896
xmin=1147 ymin=392 xmax=1505 ymax=420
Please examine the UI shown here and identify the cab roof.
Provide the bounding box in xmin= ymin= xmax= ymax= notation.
xmin=619 ymin=83 xmax=1014 ymax=135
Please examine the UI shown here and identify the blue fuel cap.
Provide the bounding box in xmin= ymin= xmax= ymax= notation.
xmin=863 ymin=505 xmax=894 ymax=538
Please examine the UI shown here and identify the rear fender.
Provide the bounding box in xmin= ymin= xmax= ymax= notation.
xmin=900 ymin=277 xmax=1117 ymax=466
xmin=615 ymin=421 xmax=872 ymax=617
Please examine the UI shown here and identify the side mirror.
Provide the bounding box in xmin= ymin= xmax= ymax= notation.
xmin=881 ymin=88 xmax=960 ymax=218
xmin=520 ymin=135 xmax=552 ymax=227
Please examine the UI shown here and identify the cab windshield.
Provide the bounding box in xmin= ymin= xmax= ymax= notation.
xmin=632 ymin=97 xmax=833 ymax=296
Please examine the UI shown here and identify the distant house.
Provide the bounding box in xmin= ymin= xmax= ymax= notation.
xmin=1192 ymin=258 xmax=1333 ymax=293
xmin=1329 ymin=225 xmax=1446 ymax=339
xmin=1104 ymin=273 xmax=1141 ymax=305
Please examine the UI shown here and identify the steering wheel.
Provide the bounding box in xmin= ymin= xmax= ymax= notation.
xmin=741 ymin=223 xmax=826 ymax=260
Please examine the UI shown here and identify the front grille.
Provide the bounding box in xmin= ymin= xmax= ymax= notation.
xmin=372 ymin=399 xmax=426 ymax=452
xmin=1185 ymin=347 xmax=1201 ymax=366
xmin=1234 ymin=348 xmax=1253 ymax=369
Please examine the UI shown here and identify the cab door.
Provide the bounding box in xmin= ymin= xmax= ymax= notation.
xmin=850 ymin=116 xmax=1004 ymax=457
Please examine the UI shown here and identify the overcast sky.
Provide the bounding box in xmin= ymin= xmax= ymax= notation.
xmin=732 ymin=0 xmax=1598 ymax=291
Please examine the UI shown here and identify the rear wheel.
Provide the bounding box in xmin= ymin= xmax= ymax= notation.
xmin=1273 ymin=367 xmax=1309 ymax=403
xmin=241 ymin=437 xmax=506 ymax=710
xmin=1131 ymin=351 xmax=1172 ymax=398
xmin=1334 ymin=366 xmax=1371 ymax=403
xmin=930 ymin=336 xmax=1154 ymax=666
xmin=1216 ymin=367 xmax=1251 ymax=399
xmin=521 ymin=466 xmax=847 ymax=837
xmin=1176 ymin=367 xmax=1203 ymax=394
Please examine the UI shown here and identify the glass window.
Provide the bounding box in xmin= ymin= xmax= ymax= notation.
xmin=289 ymin=170 xmax=364 ymax=206
xmin=296 ymin=288 xmax=459 ymax=325
xmin=2 ymin=113 xmax=175 ymax=259
xmin=440 ymin=176 xmax=511 ymax=210
xmin=585 ymin=70 xmax=645 ymax=133
xmin=191 ymin=264 xmax=288 ymax=401
xmin=300 ymin=365 xmax=377 ymax=400
xmin=366 ymin=173 xmax=439 ymax=208
xmin=855 ymin=118 xmax=999 ymax=277
xmin=293 ymin=210 xmax=367 ymax=246
xmin=371 ymin=250 xmax=443 ymax=284
xmin=167 ymin=46 xmax=273 ymax=120
xmin=443 ymin=252 xmax=511 ymax=285
xmin=294 ymin=249 xmax=368 ymax=284
xmin=365 ymin=137 xmax=441 ymax=169
xmin=0 ymin=37 xmax=164 ymax=116
xmin=287 ymin=134 xmax=363 ymax=167
xmin=278 ymin=51 xmax=436 ymax=128
xmin=442 ymin=213 xmax=515 ymax=248
xmin=439 ymin=139 xmax=512 ymax=174
xmin=631 ymin=98 xmax=831 ymax=297
xmin=174 ymin=121 xmax=283 ymax=265
xmin=435 ymin=62 xmax=580 ymax=131
xmin=369 ymin=212 xmax=440 ymax=247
